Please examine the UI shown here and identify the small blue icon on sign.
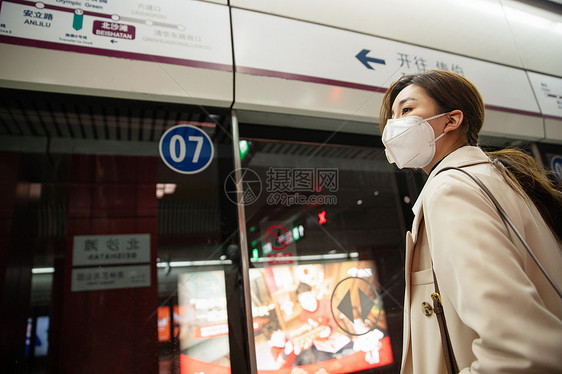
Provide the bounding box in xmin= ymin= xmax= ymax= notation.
xmin=159 ymin=125 xmax=214 ymax=174
xmin=551 ymin=155 xmax=562 ymax=182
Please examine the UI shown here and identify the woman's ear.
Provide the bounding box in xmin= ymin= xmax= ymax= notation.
xmin=443 ymin=110 xmax=464 ymax=133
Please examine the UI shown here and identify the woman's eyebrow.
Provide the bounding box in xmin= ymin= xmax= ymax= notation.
xmin=391 ymin=97 xmax=417 ymax=116
xmin=398 ymin=97 xmax=417 ymax=106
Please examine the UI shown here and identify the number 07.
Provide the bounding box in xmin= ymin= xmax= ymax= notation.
xmin=188 ymin=136 xmax=204 ymax=163
xmin=169 ymin=135 xmax=204 ymax=163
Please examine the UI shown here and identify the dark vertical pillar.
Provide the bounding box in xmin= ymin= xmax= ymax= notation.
xmin=0 ymin=152 xmax=27 ymax=371
xmin=56 ymin=155 xmax=159 ymax=374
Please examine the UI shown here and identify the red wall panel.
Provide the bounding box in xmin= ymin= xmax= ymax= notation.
xmin=56 ymin=155 xmax=159 ymax=374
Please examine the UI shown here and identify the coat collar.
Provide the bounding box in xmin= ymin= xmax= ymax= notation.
xmin=410 ymin=146 xmax=490 ymax=241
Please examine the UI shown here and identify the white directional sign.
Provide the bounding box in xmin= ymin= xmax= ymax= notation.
xmin=71 ymin=264 xmax=151 ymax=291
xmin=72 ymin=233 xmax=151 ymax=292
xmin=232 ymin=8 xmax=540 ymax=115
xmin=73 ymin=233 xmax=150 ymax=266
xmin=527 ymin=72 xmax=562 ymax=119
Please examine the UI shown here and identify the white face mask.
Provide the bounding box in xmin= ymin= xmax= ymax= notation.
xmin=382 ymin=113 xmax=448 ymax=169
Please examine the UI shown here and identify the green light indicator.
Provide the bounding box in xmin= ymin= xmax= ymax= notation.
xmin=292 ymin=227 xmax=300 ymax=241
xmin=240 ymin=140 xmax=249 ymax=160
xmin=249 ymin=225 xmax=256 ymax=232
xmin=252 ymin=248 xmax=259 ymax=260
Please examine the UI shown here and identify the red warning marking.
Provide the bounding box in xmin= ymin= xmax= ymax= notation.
xmin=318 ymin=210 xmax=327 ymax=225
xmin=265 ymin=224 xmax=290 ymax=251
xmin=267 ymin=253 xmax=293 ymax=266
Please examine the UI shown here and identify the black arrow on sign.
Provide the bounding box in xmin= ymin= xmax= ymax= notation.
xmin=356 ymin=49 xmax=385 ymax=70
xmin=337 ymin=288 xmax=377 ymax=322
xmin=337 ymin=290 xmax=354 ymax=321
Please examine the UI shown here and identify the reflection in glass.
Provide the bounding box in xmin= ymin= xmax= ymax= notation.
xmin=251 ymin=261 xmax=394 ymax=373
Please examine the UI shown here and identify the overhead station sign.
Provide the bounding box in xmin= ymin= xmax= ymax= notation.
xmin=232 ymin=8 xmax=541 ymax=116
xmin=527 ymin=72 xmax=562 ymax=120
xmin=0 ymin=0 xmax=232 ymax=70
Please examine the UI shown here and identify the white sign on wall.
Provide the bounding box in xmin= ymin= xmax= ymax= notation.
xmin=527 ymin=72 xmax=562 ymax=119
xmin=71 ymin=264 xmax=151 ymax=291
xmin=73 ymin=233 xmax=150 ymax=266
xmin=0 ymin=0 xmax=232 ymax=69
xmin=72 ymin=233 xmax=151 ymax=291
xmin=232 ymin=8 xmax=540 ymax=115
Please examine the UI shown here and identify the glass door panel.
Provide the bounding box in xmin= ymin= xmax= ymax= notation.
xmin=0 ymin=89 xmax=247 ymax=374
xmin=239 ymin=136 xmax=406 ymax=373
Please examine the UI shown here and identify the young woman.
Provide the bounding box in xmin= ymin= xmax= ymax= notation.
xmin=379 ymin=70 xmax=562 ymax=373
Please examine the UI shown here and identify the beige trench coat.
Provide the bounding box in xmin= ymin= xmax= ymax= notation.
xmin=400 ymin=146 xmax=562 ymax=374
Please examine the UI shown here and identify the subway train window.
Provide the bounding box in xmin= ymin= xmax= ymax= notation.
xmin=237 ymin=125 xmax=408 ymax=373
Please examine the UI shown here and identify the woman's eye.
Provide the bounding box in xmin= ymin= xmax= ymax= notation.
xmin=401 ymin=107 xmax=412 ymax=114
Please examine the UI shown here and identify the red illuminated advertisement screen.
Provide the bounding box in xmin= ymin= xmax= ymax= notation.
xmin=178 ymin=261 xmax=393 ymax=374
xmin=251 ymin=261 xmax=393 ymax=373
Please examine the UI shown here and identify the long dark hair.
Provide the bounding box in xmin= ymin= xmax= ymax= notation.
xmin=487 ymin=149 xmax=562 ymax=241
xmin=380 ymin=70 xmax=562 ymax=241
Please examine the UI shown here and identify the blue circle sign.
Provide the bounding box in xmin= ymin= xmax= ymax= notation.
xmin=159 ymin=125 xmax=214 ymax=174
xmin=551 ymin=155 xmax=562 ymax=182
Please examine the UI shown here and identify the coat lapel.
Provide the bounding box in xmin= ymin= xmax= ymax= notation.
xmin=400 ymin=231 xmax=414 ymax=373
xmin=401 ymin=210 xmax=422 ymax=372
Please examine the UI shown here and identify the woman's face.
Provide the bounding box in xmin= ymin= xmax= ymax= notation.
xmin=389 ymin=83 xmax=465 ymax=173
xmin=387 ymin=83 xmax=452 ymax=173
xmin=390 ymin=84 xmax=442 ymax=122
